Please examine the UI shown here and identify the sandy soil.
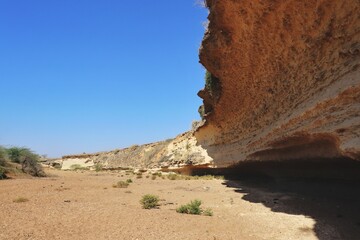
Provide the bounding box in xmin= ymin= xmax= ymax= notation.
xmin=0 ymin=169 xmax=358 ymax=240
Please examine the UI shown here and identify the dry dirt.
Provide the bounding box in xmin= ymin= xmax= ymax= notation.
xmin=1 ymin=169 xmax=359 ymax=240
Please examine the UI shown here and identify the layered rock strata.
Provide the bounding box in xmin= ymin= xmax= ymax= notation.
xmin=61 ymin=131 xmax=212 ymax=170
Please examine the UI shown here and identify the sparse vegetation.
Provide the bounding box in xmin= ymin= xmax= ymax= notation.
xmin=204 ymin=70 xmax=221 ymax=100
xmin=6 ymin=147 xmax=23 ymax=164
xmin=0 ymin=167 xmax=6 ymax=180
xmin=126 ymin=179 xmax=133 ymax=183
xmin=136 ymin=173 xmax=143 ymax=179
xmin=94 ymin=163 xmax=103 ymax=172
xmin=214 ymin=175 xmax=225 ymax=180
xmin=13 ymin=197 xmax=29 ymax=203
xmin=140 ymin=194 xmax=159 ymax=209
xmin=0 ymin=146 xmax=7 ymax=163
xmin=164 ymin=173 xmax=224 ymax=181
xmin=112 ymin=181 xmax=129 ymax=188
xmin=191 ymin=120 xmax=201 ymax=131
xmin=70 ymin=164 xmax=88 ymax=171
xmin=167 ymin=173 xmax=178 ymax=180
xmin=203 ymin=208 xmax=213 ymax=216
xmin=0 ymin=146 xmax=45 ymax=177
xmin=176 ymin=199 xmax=213 ymax=216
xmin=6 ymin=147 xmax=37 ymax=164
xmin=198 ymin=105 xmax=205 ymax=120
xmin=199 ymin=174 xmax=224 ymax=180
xmin=177 ymin=199 xmax=202 ymax=215
xmin=152 ymin=172 xmax=162 ymax=177
xmin=22 ymin=156 xmax=46 ymax=177
xmin=0 ymin=146 xmax=7 ymax=179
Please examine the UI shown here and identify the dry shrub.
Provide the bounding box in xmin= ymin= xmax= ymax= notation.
xmin=140 ymin=194 xmax=159 ymax=209
xmin=112 ymin=181 xmax=129 ymax=188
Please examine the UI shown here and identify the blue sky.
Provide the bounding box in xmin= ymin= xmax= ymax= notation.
xmin=0 ymin=0 xmax=208 ymax=157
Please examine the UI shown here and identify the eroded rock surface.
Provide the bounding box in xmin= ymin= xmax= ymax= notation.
xmin=61 ymin=131 xmax=212 ymax=170
xmin=196 ymin=0 xmax=360 ymax=167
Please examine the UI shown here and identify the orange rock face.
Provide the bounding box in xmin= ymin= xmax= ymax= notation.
xmin=196 ymin=0 xmax=360 ymax=167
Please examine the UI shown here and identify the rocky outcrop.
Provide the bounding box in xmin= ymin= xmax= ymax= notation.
xmin=61 ymin=131 xmax=212 ymax=170
xmin=196 ymin=0 xmax=360 ymax=167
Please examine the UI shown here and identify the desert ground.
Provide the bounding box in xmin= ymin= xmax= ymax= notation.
xmin=1 ymin=169 xmax=359 ymax=240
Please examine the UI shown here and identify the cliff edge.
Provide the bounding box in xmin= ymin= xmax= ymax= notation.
xmin=196 ymin=0 xmax=360 ymax=167
xmin=60 ymin=131 xmax=213 ymax=170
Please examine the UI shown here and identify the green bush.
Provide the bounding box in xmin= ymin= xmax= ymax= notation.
xmin=0 ymin=147 xmax=8 ymax=179
xmin=126 ymin=179 xmax=133 ymax=183
xmin=176 ymin=204 xmax=189 ymax=214
xmin=6 ymin=147 xmax=38 ymax=164
xmin=0 ymin=146 xmax=45 ymax=178
xmin=176 ymin=200 xmax=202 ymax=215
xmin=140 ymin=194 xmax=159 ymax=209
xmin=0 ymin=146 xmax=8 ymax=164
xmin=6 ymin=147 xmax=23 ymax=163
xmin=176 ymin=200 xmax=213 ymax=216
xmin=205 ymin=70 xmax=221 ymax=98
xmin=0 ymin=167 xmax=6 ymax=180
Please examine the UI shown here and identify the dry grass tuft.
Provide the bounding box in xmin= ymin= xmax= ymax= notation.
xmin=13 ymin=197 xmax=29 ymax=203
xmin=112 ymin=181 xmax=129 ymax=188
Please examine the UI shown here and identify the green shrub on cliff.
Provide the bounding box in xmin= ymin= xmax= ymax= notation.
xmin=94 ymin=163 xmax=103 ymax=172
xmin=205 ymin=70 xmax=221 ymax=98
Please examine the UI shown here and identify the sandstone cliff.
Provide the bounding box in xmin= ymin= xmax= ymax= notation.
xmin=196 ymin=0 xmax=360 ymax=167
xmin=60 ymin=131 xmax=212 ymax=170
